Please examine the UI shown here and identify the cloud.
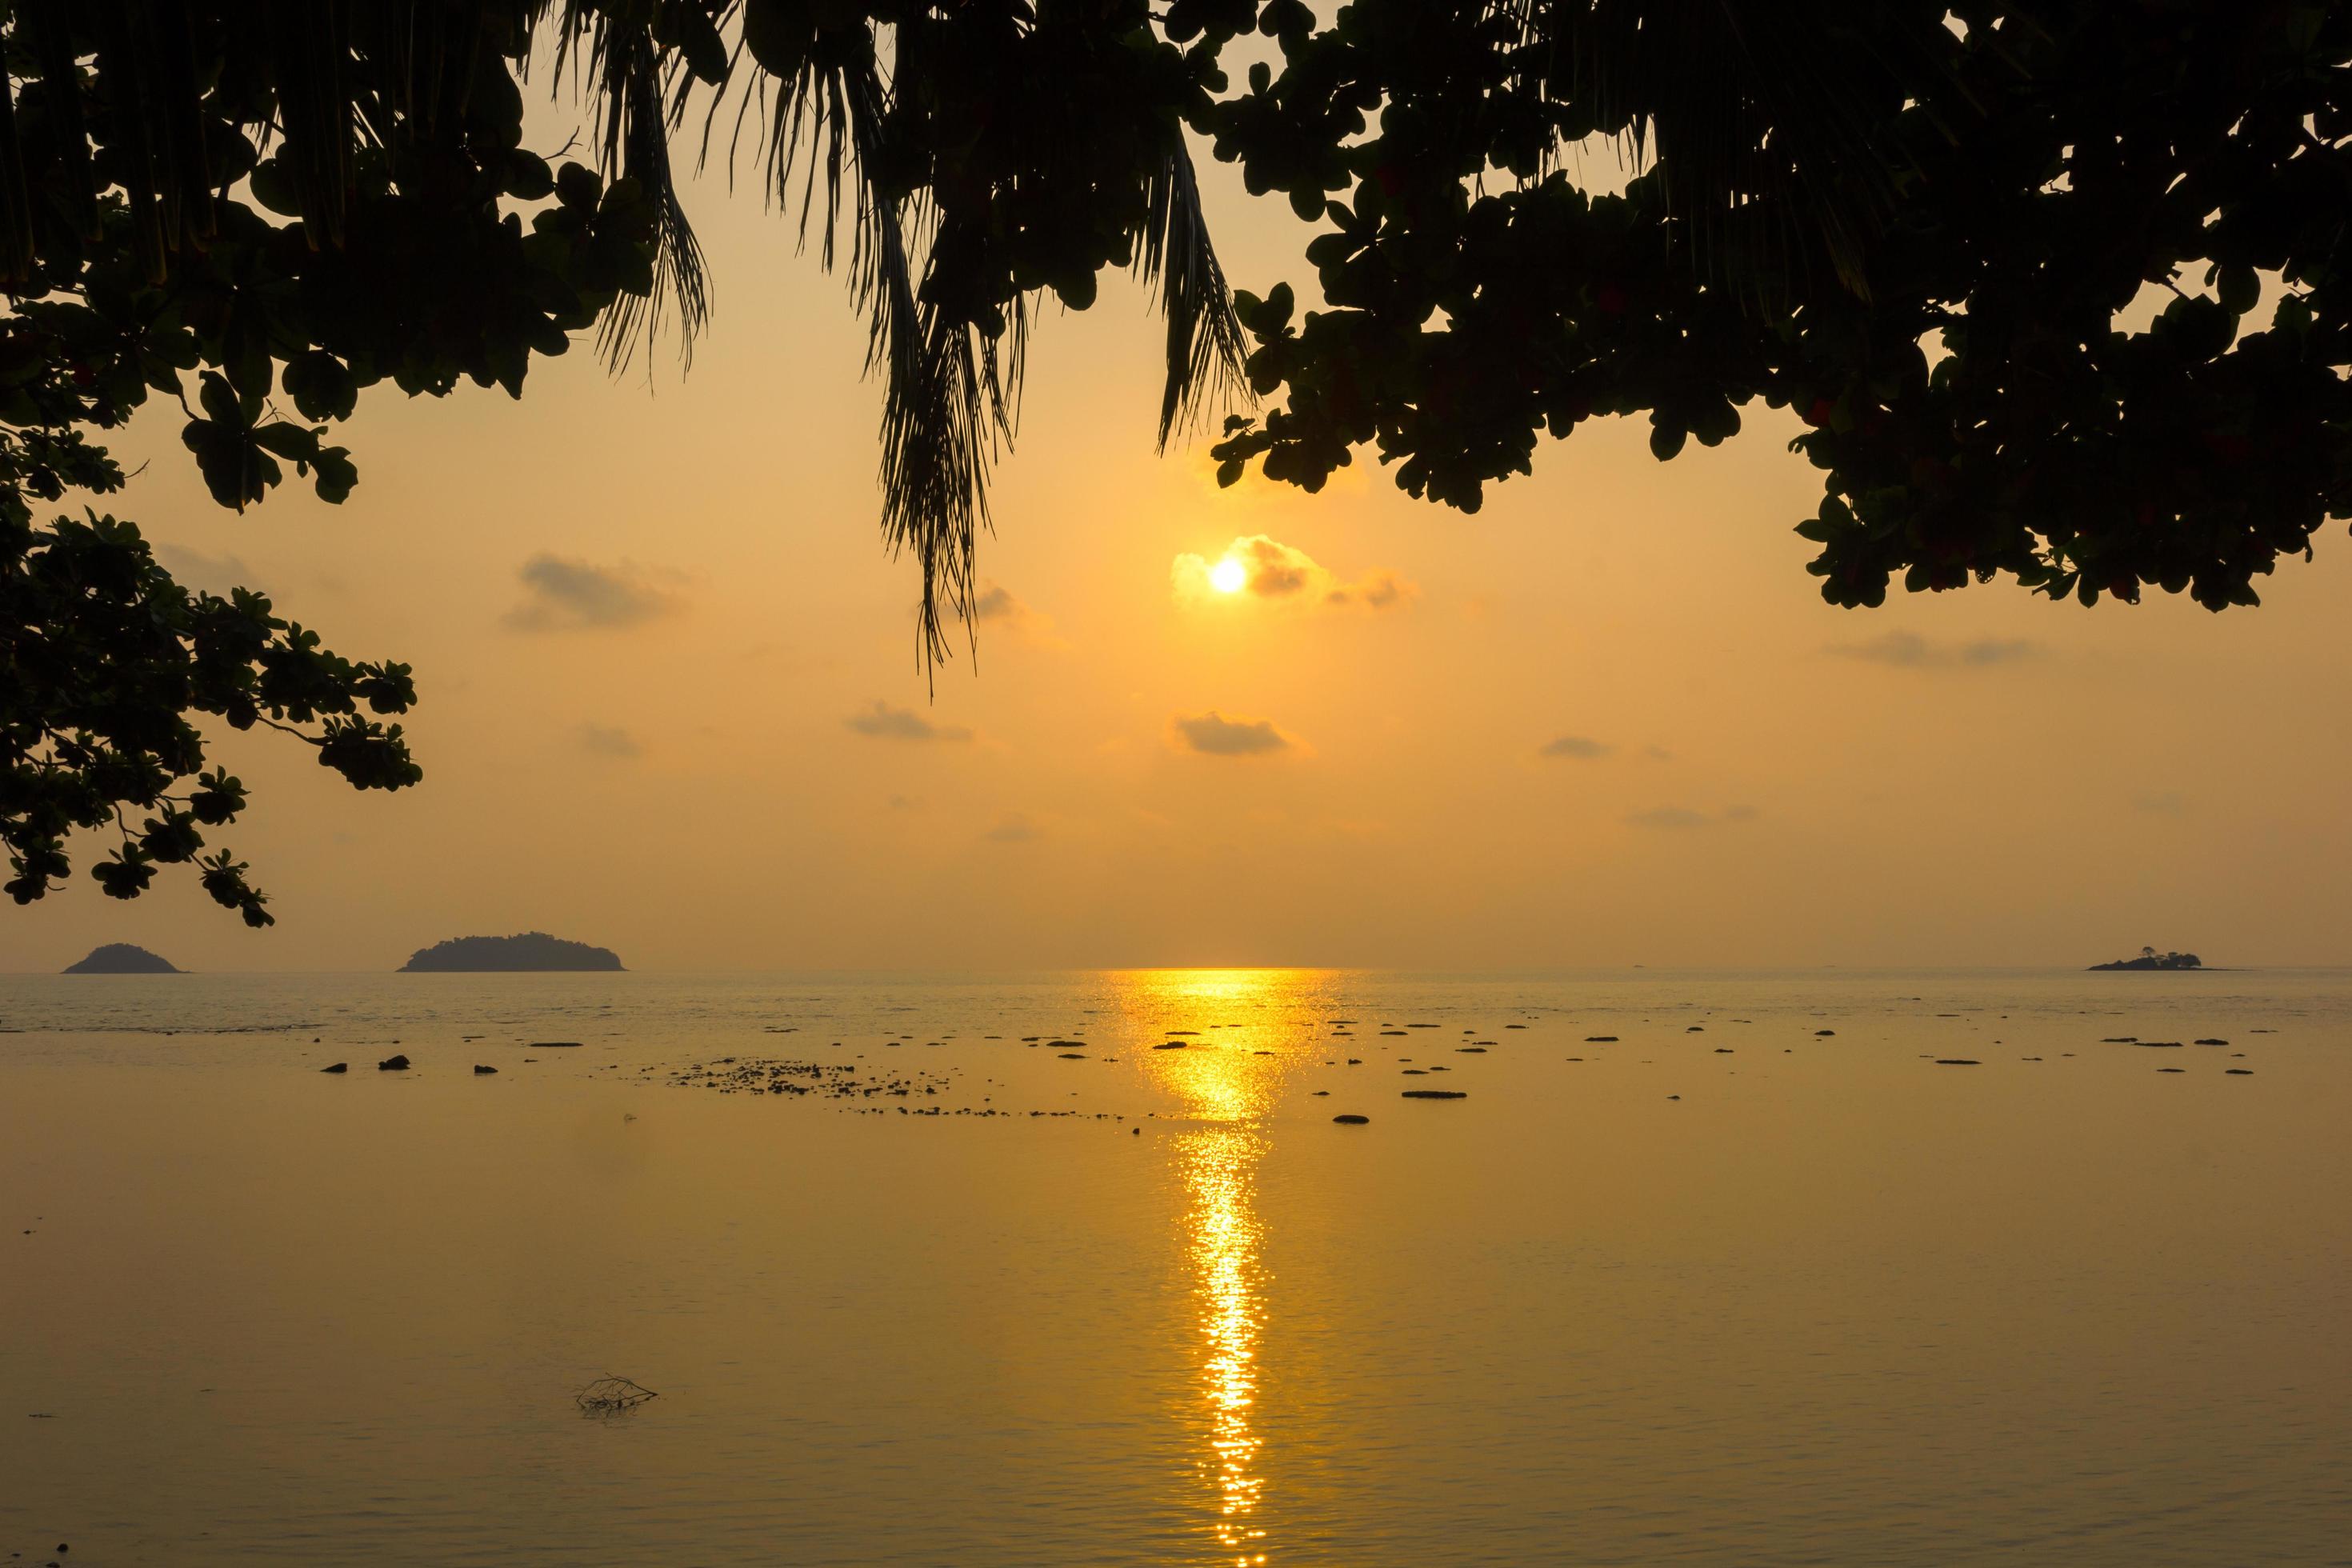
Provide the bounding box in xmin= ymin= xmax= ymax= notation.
xmin=1539 ymin=734 xmax=1613 ymax=761
xmin=845 ymin=701 xmax=974 ymax=742
xmin=1325 ymin=569 xmax=1415 ymax=610
xmin=886 ymin=794 xmax=923 ymax=811
xmin=154 ymin=543 xmax=263 ymax=596
xmin=966 ymin=582 xmax=1070 ymax=649
xmin=2132 ymin=791 xmax=2187 ymax=815
xmin=983 ymin=813 xmax=1038 ymax=843
xmin=577 ymin=723 xmax=642 ymax=758
xmin=1172 ymin=534 xmax=1418 ymax=612
xmin=1171 ymin=710 xmax=1294 ymax=757
xmin=1628 ymin=805 xmax=1758 ymax=830
xmin=505 ymin=554 xmax=683 ymax=631
xmin=1830 ymin=630 xmax=2042 ymax=669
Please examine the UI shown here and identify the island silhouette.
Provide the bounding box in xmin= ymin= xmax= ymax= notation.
xmin=62 ymin=943 xmax=181 ymax=974
xmin=398 ymin=933 xmax=624 ymax=973
xmin=2089 ymin=947 xmax=2202 ymax=972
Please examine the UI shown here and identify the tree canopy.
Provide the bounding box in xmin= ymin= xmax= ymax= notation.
xmin=4 ymin=1 xmax=2349 ymax=922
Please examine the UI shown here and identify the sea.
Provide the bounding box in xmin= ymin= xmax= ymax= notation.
xmin=2 ymin=967 xmax=2347 ymax=1566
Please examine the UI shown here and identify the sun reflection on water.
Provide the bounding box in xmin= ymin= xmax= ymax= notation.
xmin=1116 ymin=968 xmax=1332 ymax=1566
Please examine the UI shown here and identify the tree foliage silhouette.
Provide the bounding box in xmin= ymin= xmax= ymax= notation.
xmin=3 ymin=1 xmax=2348 ymax=921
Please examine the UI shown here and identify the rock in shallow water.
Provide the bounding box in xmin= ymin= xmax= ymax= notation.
xmin=377 ymin=1054 xmax=410 ymax=1071
xmin=320 ymin=1062 xmax=347 ymax=1074
xmin=474 ymin=1064 xmax=498 ymax=1074
xmin=1401 ymin=1090 xmax=1467 ymax=1100
xmin=1333 ymin=1114 xmax=1370 ymax=1125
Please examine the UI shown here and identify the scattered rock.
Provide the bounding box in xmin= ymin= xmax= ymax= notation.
xmin=474 ymin=1064 xmax=498 ymax=1074
xmin=2158 ymin=1066 xmax=2186 ymax=1074
xmin=1401 ymin=1089 xmax=1467 ymax=1099
xmin=1814 ymin=1030 xmax=1836 ymax=1037
xmin=2194 ymin=1038 xmax=2229 ymax=1046
xmin=377 ymin=1054 xmax=410 ymax=1071
xmin=1058 ymin=1052 xmax=1086 ymax=1059
xmin=1457 ymin=1046 xmax=1486 ymax=1054
xmin=1152 ymin=1042 xmax=1187 ymax=1050
xmin=2134 ymin=1041 xmax=2185 ymax=1049
xmin=2226 ymin=1068 xmax=2253 ymax=1075
xmin=320 ymin=1062 xmax=348 ymax=1074
xmin=1934 ymin=1058 xmax=1981 ymax=1066
xmin=1333 ymin=1114 xmax=1370 ymax=1125
xmin=530 ymin=1041 xmax=583 ymax=1049
xmin=1586 ymin=1035 xmax=1618 ymax=1042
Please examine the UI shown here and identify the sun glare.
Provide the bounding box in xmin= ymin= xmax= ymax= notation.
xmin=1210 ymin=558 xmax=1248 ymax=594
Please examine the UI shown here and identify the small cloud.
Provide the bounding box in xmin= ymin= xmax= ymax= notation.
xmin=983 ymin=813 xmax=1038 ymax=843
xmin=505 ymin=554 xmax=683 ymax=631
xmin=154 ymin=543 xmax=262 ymax=596
xmin=844 ymin=701 xmax=974 ymax=742
xmin=1173 ymin=534 xmax=1416 ymax=612
xmin=1326 ymin=569 xmax=1419 ymax=610
xmin=1643 ymin=745 xmax=1674 ymax=762
xmin=577 ymin=723 xmax=641 ymax=758
xmin=887 ymin=794 xmax=923 ymax=811
xmin=2132 ymin=791 xmax=2187 ymax=815
xmin=1628 ymin=806 xmax=1756 ymax=830
xmin=1958 ymin=638 xmax=2038 ymax=666
xmin=1830 ymin=630 xmax=2042 ymax=668
xmin=966 ymin=582 xmax=1070 ymax=649
xmin=1539 ymin=734 xmax=1613 ymax=761
xmin=1172 ymin=710 xmax=1294 ymax=757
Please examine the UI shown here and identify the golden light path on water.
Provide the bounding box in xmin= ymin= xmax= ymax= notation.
xmin=1118 ymin=968 xmax=1330 ymax=1567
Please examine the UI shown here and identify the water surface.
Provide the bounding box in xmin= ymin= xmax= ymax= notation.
xmin=3 ymin=969 xmax=2346 ymax=1564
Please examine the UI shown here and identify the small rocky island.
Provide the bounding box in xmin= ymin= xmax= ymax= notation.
xmin=399 ymin=932 xmax=624 ymax=972
xmin=62 ymin=942 xmax=182 ymax=974
xmin=2090 ymin=947 xmax=2202 ymax=971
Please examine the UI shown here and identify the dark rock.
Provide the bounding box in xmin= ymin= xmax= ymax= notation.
xmin=1815 ymin=1030 xmax=1836 ymax=1037
xmin=530 ymin=1041 xmax=583 ymax=1048
xmin=474 ymin=1064 xmax=498 ymax=1074
xmin=378 ymin=1054 xmax=410 ymax=1070
xmin=1934 ymin=1058 xmax=1981 ymax=1066
xmin=1058 ymin=1052 xmax=1086 ymax=1059
xmin=320 ymin=1062 xmax=348 ymax=1074
xmin=1312 ymin=1090 xmax=1330 ymax=1096
xmin=1152 ymin=1042 xmax=1187 ymax=1050
xmin=2194 ymin=1038 xmax=2229 ymax=1046
xmin=2158 ymin=1066 xmax=2186 ymax=1074
xmin=1586 ymin=1035 xmax=1618 ymax=1042
xmin=1714 ymin=1047 xmax=1734 ymax=1054
xmin=1333 ymin=1114 xmax=1370 ymax=1124
xmin=2134 ymin=1041 xmax=2185 ymax=1048
xmin=2226 ymin=1068 xmax=2253 ymax=1075
xmin=1401 ymin=1089 xmax=1467 ymax=1099
xmin=1457 ymin=1046 xmax=1486 ymax=1054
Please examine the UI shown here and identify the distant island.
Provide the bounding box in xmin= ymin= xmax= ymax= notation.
xmin=2090 ymin=947 xmax=2202 ymax=972
xmin=62 ymin=942 xmax=182 ymax=974
xmin=399 ymin=932 xmax=624 ymax=972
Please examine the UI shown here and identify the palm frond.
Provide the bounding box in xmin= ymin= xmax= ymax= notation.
xmin=1140 ymin=133 xmax=1250 ymax=450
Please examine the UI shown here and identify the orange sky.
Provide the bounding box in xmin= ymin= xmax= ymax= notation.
xmin=6 ymin=134 xmax=2349 ymax=973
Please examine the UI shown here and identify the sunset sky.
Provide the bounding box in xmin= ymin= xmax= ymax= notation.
xmin=7 ymin=139 xmax=2349 ymax=974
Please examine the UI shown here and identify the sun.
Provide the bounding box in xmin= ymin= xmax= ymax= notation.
xmin=1210 ymin=557 xmax=1248 ymax=594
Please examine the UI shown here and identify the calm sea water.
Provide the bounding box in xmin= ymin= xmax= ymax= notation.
xmin=2 ymin=968 xmax=2347 ymax=1566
